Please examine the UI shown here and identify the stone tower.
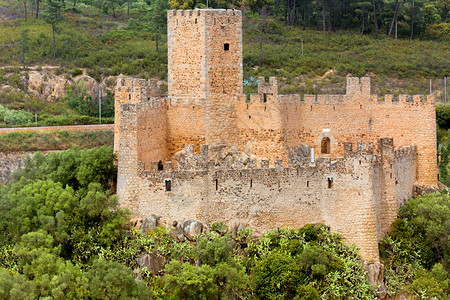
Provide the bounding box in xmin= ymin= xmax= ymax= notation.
xmin=167 ymin=9 xmax=244 ymax=152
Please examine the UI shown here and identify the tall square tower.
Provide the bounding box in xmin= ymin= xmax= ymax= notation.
xmin=167 ymin=9 xmax=243 ymax=98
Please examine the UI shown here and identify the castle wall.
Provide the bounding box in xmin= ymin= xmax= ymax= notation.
xmin=205 ymin=9 xmax=243 ymax=96
xmin=137 ymin=99 xmax=168 ymax=168
xmin=166 ymin=98 xmax=207 ymax=156
xmin=114 ymin=77 xmax=161 ymax=154
xmin=205 ymin=95 xmax=240 ymax=147
xmin=168 ymin=10 xmax=207 ymax=98
xmin=237 ymin=92 xmax=287 ymax=163
xmin=395 ymin=146 xmax=418 ymax=206
xmin=128 ymin=146 xmax=381 ymax=262
xmin=117 ymin=103 xmax=141 ymax=211
xmin=254 ymin=77 xmax=437 ymax=187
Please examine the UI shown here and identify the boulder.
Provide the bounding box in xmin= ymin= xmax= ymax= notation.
xmin=183 ymin=220 xmax=203 ymax=241
xmin=140 ymin=214 xmax=158 ymax=233
xmin=171 ymin=222 xmax=186 ymax=241
xmin=136 ymin=253 xmax=166 ymax=275
xmin=364 ymin=261 xmax=383 ymax=286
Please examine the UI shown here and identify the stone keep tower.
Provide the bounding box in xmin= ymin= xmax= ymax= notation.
xmin=167 ymin=9 xmax=244 ymax=152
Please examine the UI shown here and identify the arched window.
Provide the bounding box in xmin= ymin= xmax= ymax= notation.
xmin=158 ymin=161 xmax=164 ymax=171
xmin=321 ymin=137 xmax=330 ymax=154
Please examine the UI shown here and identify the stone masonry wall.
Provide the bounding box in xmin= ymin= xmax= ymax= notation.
xmin=137 ymin=99 xmax=168 ymax=168
xmin=237 ymin=77 xmax=436 ymax=187
xmin=114 ymin=76 xmax=161 ymax=154
xmin=126 ymin=145 xmax=382 ymax=263
xmin=395 ymin=146 xmax=418 ymax=206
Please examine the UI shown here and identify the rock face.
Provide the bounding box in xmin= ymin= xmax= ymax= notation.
xmin=0 ymin=67 xmax=118 ymax=103
xmin=364 ymin=261 xmax=384 ymax=286
xmin=140 ymin=214 xmax=158 ymax=233
xmin=136 ymin=253 xmax=166 ymax=275
xmin=183 ymin=220 xmax=203 ymax=241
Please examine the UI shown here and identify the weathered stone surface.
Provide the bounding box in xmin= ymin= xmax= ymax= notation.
xmin=183 ymin=220 xmax=203 ymax=241
xmin=140 ymin=214 xmax=158 ymax=233
xmin=173 ymin=149 xmax=186 ymax=163
xmin=136 ymin=253 xmax=166 ymax=275
xmin=171 ymin=223 xmax=186 ymax=242
xmin=364 ymin=261 xmax=384 ymax=286
xmin=243 ymin=141 xmax=252 ymax=156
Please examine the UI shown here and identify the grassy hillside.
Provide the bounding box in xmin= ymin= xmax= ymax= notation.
xmin=0 ymin=6 xmax=448 ymax=97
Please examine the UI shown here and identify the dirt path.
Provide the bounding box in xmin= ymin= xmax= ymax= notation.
xmin=0 ymin=124 xmax=114 ymax=134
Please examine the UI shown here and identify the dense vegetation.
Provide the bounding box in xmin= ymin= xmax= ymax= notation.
xmin=0 ymin=147 xmax=448 ymax=299
xmin=0 ymin=130 xmax=113 ymax=151
xmin=379 ymin=191 xmax=449 ymax=299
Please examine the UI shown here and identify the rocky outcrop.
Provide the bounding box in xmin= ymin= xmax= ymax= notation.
xmin=0 ymin=67 xmax=133 ymax=103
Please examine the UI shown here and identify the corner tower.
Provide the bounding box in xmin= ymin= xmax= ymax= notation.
xmin=167 ymin=9 xmax=244 ymax=154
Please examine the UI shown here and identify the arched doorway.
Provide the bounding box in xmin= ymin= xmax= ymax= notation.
xmin=157 ymin=161 xmax=164 ymax=171
xmin=321 ymin=137 xmax=330 ymax=154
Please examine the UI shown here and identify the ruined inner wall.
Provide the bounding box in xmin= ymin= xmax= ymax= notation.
xmin=128 ymin=145 xmax=382 ymax=263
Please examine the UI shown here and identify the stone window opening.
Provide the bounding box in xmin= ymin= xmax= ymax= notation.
xmin=360 ymin=104 xmax=362 ymax=109
xmin=310 ymin=105 xmax=313 ymax=111
xmin=165 ymin=180 xmax=172 ymax=191
xmin=195 ymin=18 xmax=197 ymax=24
xmin=214 ymin=18 xmax=216 ymax=25
xmin=250 ymin=179 xmax=252 ymax=188
xmin=215 ymin=179 xmax=218 ymax=190
xmin=307 ymin=181 xmax=309 ymax=187
xmin=158 ymin=161 xmax=164 ymax=171
xmin=224 ymin=43 xmax=230 ymax=51
xmin=321 ymin=137 xmax=331 ymax=154
xmin=262 ymin=93 xmax=268 ymax=103
xmin=327 ymin=177 xmax=333 ymax=189
xmin=264 ymin=106 xmax=267 ymax=111
xmin=249 ymin=115 xmax=251 ymax=119
xmin=129 ymin=94 xmax=131 ymax=100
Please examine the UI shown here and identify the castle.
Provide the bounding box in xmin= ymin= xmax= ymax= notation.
xmin=114 ymin=9 xmax=437 ymax=263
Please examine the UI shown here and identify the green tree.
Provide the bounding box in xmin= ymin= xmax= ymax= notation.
xmin=148 ymin=0 xmax=168 ymax=53
xmin=18 ymin=29 xmax=30 ymax=66
xmin=86 ymin=259 xmax=152 ymax=299
xmin=43 ymin=0 xmax=63 ymax=58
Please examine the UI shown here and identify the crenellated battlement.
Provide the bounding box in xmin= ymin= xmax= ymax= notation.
xmin=140 ymin=142 xmax=385 ymax=175
xmin=344 ymin=141 xmax=375 ymax=157
xmin=394 ymin=145 xmax=418 ymax=158
xmin=242 ymin=77 xmax=434 ymax=106
xmin=169 ymin=8 xmax=242 ymax=18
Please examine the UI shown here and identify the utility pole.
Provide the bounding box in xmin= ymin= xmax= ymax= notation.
xmin=301 ymin=38 xmax=304 ymax=56
xmin=445 ymin=77 xmax=447 ymax=103
xmin=99 ymin=89 xmax=102 ymax=124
